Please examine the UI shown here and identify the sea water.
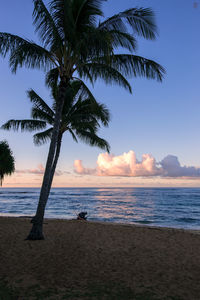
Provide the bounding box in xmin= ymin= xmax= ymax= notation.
xmin=0 ymin=187 xmax=200 ymax=230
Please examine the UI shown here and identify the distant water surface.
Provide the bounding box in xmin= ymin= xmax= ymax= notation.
xmin=0 ymin=187 xmax=200 ymax=230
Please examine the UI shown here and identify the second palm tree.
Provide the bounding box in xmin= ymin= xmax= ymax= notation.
xmin=2 ymin=80 xmax=110 ymax=238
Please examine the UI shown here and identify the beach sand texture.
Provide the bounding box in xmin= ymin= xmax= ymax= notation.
xmin=0 ymin=217 xmax=200 ymax=299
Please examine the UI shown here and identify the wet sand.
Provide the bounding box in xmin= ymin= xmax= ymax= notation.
xmin=0 ymin=216 xmax=200 ymax=299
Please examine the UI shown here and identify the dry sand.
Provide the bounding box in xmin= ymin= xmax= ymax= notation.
xmin=0 ymin=217 xmax=200 ymax=299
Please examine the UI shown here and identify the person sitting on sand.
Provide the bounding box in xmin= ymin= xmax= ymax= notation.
xmin=77 ymin=212 xmax=87 ymax=220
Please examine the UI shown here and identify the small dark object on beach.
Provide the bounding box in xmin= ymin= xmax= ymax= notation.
xmin=77 ymin=212 xmax=87 ymax=220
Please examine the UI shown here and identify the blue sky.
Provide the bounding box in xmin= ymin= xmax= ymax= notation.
xmin=0 ymin=0 xmax=200 ymax=187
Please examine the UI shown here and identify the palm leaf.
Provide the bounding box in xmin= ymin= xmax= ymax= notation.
xmin=27 ymin=89 xmax=54 ymax=116
xmin=0 ymin=32 xmax=55 ymax=72
xmin=50 ymin=0 xmax=72 ymax=41
xmin=72 ymin=78 xmax=96 ymax=102
xmin=99 ymin=7 xmax=157 ymax=40
xmin=70 ymin=114 xmax=100 ymax=132
xmin=69 ymin=97 xmax=110 ymax=127
xmin=33 ymin=128 xmax=53 ymax=145
xmin=108 ymin=54 xmax=165 ymax=81
xmin=107 ymin=30 xmax=137 ymax=52
xmin=75 ymin=27 xmax=113 ymax=63
xmin=45 ymin=68 xmax=59 ymax=88
xmin=76 ymin=65 xmax=94 ymax=85
xmin=31 ymin=107 xmax=54 ymax=124
xmin=76 ymin=129 xmax=110 ymax=152
xmin=77 ymin=62 xmax=132 ymax=92
xmin=32 ymin=0 xmax=63 ymax=50
xmin=68 ymin=128 xmax=78 ymax=143
xmin=1 ymin=119 xmax=47 ymax=132
xmin=64 ymin=80 xmax=96 ymax=106
xmin=9 ymin=41 xmax=54 ymax=73
xmin=73 ymin=0 xmax=104 ymax=28
xmin=87 ymin=101 xmax=110 ymax=126
xmin=0 ymin=33 xmax=30 ymax=57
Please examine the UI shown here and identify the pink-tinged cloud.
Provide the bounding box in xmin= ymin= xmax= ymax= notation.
xmin=15 ymin=164 xmax=45 ymax=175
xmin=74 ymin=151 xmax=200 ymax=178
xmin=74 ymin=160 xmax=96 ymax=175
xmin=96 ymin=151 xmax=162 ymax=176
xmin=16 ymin=164 xmax=64 ymax=176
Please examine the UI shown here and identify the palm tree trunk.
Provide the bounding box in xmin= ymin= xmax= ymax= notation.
xmin=26 ymin=80 xmax=67 ymax=240
xmin=45 ymin=133 xmax=63 ymax=202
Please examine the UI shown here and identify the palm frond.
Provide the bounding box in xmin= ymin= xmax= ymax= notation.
xmin=72 ymin=78 xmax=99 ymax=106
xmin=73 ymin=0 xmax=104 ymax=29
xmin=0 ymin=33 xmax=55 ymax=72
xmin=68 ymin=128 xmax=78 ymax=143
xmin=0 ymin=33 xmax=29 ymax=57
xmin=107 ymin=30 xmax=137 ymax=52
xmin=108 ymin=54 xmax=165 ymax=81
xmin=45 ymin=68 xmax=59 ymax=88
xmin=50 ymin=0 xmax=72 ymax=41
xmin=31 ymin=107 xmax=54 ymax=124
xmin=71 ymin=117 xmax=99 ymax=133
xmin=33 ymin=127 xmax=53 ymax=145
xmin=75 ymin=27 xmax=113 ymax=63
xmin=77 ymin=63 xmax=132 ymax=92
xmin=1 ymin=119 xmax=47 ymax=132
xmin=64 ymin=94 xmax=92 ymax=118
xmin=64 ymin=79 xmax=96 ymax=106
xmin=88 ymin=101 xmax=110 ymax=127
xmin=99 ymin=7 xmax=157 ymax=40
xmin=70 ymin=96 xmax=110 ymax=127
xmin=76 ymin=129 xmax=110 ymax=152
xmin=32 ymin=0 xmax=63 ymax=50
xmin=27 ymin=89 xmax=54 ymax=116
xmin=45 ymin=68 xmax=60 ymax=100
xmin=76 ymin=65 xmax=94 ymax=85
xmin=9 ymin=41 xmax=54 ymax=73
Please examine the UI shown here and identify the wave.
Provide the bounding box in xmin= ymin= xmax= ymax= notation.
xmin=0 ymin=187 xmax=200 ymax=230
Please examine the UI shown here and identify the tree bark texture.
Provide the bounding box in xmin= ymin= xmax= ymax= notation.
xmin=42 ymin=133 xmax=63 ymax=207
xmin=47 ymin=133 xmax=62 ymax=196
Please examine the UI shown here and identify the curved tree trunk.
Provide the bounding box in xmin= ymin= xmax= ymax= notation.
xmin=26 ymin=79 xmax=67 ymax=240
xmin=45 ymin=133 xmax=63 ymax=203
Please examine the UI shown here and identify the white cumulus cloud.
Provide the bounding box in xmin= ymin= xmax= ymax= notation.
xmin=74 ymin=151 xmax=200 ymax=178
xmin=96 ymin=151 xmax=162 ymax=176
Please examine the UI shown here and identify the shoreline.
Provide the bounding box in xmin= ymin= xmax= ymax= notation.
xmin=1 ymin=188 xmax=200 ymax=234
xmin=1 ymin=186 xmax=200 ymax=188
xmin=1 ymin=215 xmax=200 ymax=234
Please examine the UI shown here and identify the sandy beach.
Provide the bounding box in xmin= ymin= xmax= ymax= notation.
xmin=1 ymin=217 xmax=200 ymax=299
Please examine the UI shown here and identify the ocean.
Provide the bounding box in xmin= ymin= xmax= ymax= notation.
xmin=0 ymin=187 xmax=200 ymax=230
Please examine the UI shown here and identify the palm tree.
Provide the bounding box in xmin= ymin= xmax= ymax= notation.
xmin=0 ymin=0 xmax=165 ymax=239
xmin=2 ymin=80 xmax=110 ymax=226
xmin=0 ymin=141 xmax=15 ymax=186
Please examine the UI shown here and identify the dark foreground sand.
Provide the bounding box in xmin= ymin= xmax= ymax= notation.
xmin=0 ymin=217 xmax=200 ymax=299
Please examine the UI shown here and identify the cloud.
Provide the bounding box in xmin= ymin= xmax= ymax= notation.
xmin=16 ymin=164 xmax=64 ymax=176
xmin=16 ymin=164 xmax=45 ymax=175
xmin=96 ymin=151 xmax=162 ymax=177
xmin=74 ymin=151 xmax=200 ymax=178
xmin=160 ymin=155 xmax=200 ymax=177
xmin=74 ymin=160 xmax=96 ymax=175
